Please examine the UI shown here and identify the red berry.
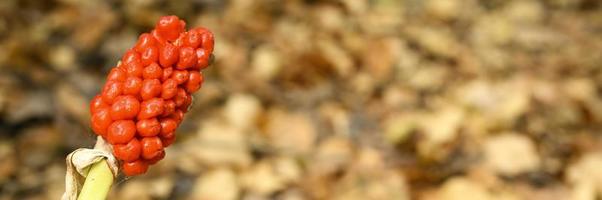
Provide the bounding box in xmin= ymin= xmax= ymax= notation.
xmin=162 ymin=67 xmax=173 ymax=81
xmin=179 ymin=20 xmax=186 ymax=30
xmin=161 ymin=133 xmax=176 ymax=147
xmin=90 ymin=95 xmax=108 ymax=114
xmin=199 ymin=28 xmax=215 ymax=53
xmin=155 ymin=15 xmax=183 ymax=41
xmin=195 ymin=48 xmax=211 ymax=70
xmin=138 ymin=98 xmax=165 ymax=120
xmin=143 ymin=62 xmax=163 ymax=80
xmin=123 ymin=76 xmax=143 ymax=96
xmin=107 ymin=120 xmax=136 ymax=144
xmin=174 ymin=88 xmax=188 ymax=107
xmin=172 ymin=70 xmax=189 ymax=84
xmin=107 ymin=67 xmax=127 ymax=82
xmin=91 ymin=107 xmax=112 ymax=137
xmin=184 ymin=29 xmax=202 ymax=48
xmin=136 ymin=118 xmax=161 ymax=137
xmin=171 ymin=109 xmax=185 ymax=123
xmin=161 ymin=79 xmax=177 ymax=99
xmin=151 ymin=29 xmax=167 ymax=45
xmin=159 ymin=43 xmax=179 ymax=67
xmin=185 ymin=71 xmax=203 ymax=93
xmin=173 ymin=32 xmax=186 ymax=47
xmin=110 ymin=95 xmax=141 ymax=120
xmin=140 ymin=79 xmax=162 ymax=100
xmin=134 ymin=33 xmax=157 ymax=53
xmin=122 ymin=160 xmax=148 ymax=176
xmin=113 ymin=138 xmax=141 ymax=162
xmin=122 ymin=50 xmax=141 ymax=65
xmin=162 ymin=100 xmax=176 ymax=117
xmin=141 ymin=137 xmax=164 ymax=160
xmin=160 ymin=129 xmax=175 ymax=140
xmin=176 ymin=47 xmax=196 ymax=69
xmin=179 ymin=93 xmax=192 ymax=111
xmin=140 ymin=46 xmax=159 ymax=66
xmin=124 ymin=60 xmax=144 ymax=78
xmin=159 ymin=118 xmax=177 ymax=135
xmin=101 ymin=81 xmax=123 ymax=104
xmin=145 ymin=150 xmax=165 ymax=164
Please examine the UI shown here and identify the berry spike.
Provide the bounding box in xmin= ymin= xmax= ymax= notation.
xmin=90 ymin=15 xmax=214 ymax=176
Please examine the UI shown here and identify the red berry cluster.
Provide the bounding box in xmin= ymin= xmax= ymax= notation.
xmin=89 ymin=15 xmax=214 ymax=176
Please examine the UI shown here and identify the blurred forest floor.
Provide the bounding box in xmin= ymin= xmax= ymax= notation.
xmin=1 ymin=0 xmax=602 ymax=199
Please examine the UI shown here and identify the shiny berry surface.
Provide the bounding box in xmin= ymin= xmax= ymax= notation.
xmin=136 ymin=118 xmax=161 ymax=137
xmin=123 ymin=76 xmax=143 ymax=95
xmin=161 ymin=79 xmax=177 ymax=99
xmin=143 ymin=63 xmax=163 ymax=80
xmin=91 ymin=107 xmax=112 ymax=137
xmin=141 ymin=137 xmax=163 ymax=160
xmin=89 ymin=15 xmax=214 ymax=176
xmin=122 ymin=160 xmax=148 ymax=176
xmin=101 ymin=81 xmax=123 ymax=104
xmin=172 ymin=70 xmax=188 ymax=84
xmin=110 ymin=95 xmax=140 ymax=120
xmin=113 ymin=138 xmax=142 ymax=162
xmin=138 ymin=98 xmax=164 ymax=120
xmin=107 ymin=120 xmax=136 ymax=144
xmin=90 ymin=95 xmax=108 ymax=114
xmin=140 ymin=79 xmax=162 ymax=100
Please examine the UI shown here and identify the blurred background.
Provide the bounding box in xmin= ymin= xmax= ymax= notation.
xmin=1 ymin=0 xmax=602 ymax=199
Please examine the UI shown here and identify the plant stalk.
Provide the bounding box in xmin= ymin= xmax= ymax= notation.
xmin=77 ymin=159 xmax=114 ymax=200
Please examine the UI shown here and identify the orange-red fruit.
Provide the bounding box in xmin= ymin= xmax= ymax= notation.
xmin=198 ymin=28 xmax=215 ymax=53
xmin=110 ymin=95 xmax=140 ymax=120
xmin=179 ymin=93 xmax=192 ymax=111
xmin=90 ymin=15 xmax=215 ymax=176
xmin=140 ymin=79 xmax=162 ymax=100
xmin=195 ymin=48 xmax=210 ymax=69
xmin=107 ymin=120 xmax=136 ymax=144
xmin=159 ymin=43 xmax=179 ymax=67
xmin=122 ymin=50 xmax=141 ymax=65
xmin=161 ymin=134 xmax=176 ymax=147
xmin=172 ymin=70 xmax=188 ymax=84
xmin=141 ymin=137 xmax=164 ymax=160
xmin=143 ymin=62 xmax=163 ymax=79
xmin=123 ymin=76 xmax=143 ymax=95
xmin=134 ymin=33 xmax=157 ymax=53
xmin=122 ymin=160 xmax=148 ymax=176
xmin=90 ymin=95 xmax=107 ymax=114
xmin=107 ymin=67 xmax=127 ymax=82
xmin=136 ymin=118 xmax=161 ymax=137
xmin=162 ymin=100 xmax=176 ymax=117
xmin=159 ymin=118 xmax=177 ymax=135
xmin=155 ymin=15 xmax=184 ymax=41
xmin=161 ymin=79 xmax=177 ymax=99
xmin=91 ymin=107 xmax=112 ymax=137
xmin=162 ymin=67 xmax=173 ymax=81
xmin=124 ymin=60 xmax=144 ymax=77
xmin=171 ymin=109 xmax=185 ymax=124
xmin=184 ymin=29 xmax=202 ymax=48
xmin=174 ymin=88 xmax=188 ymax=107
xmin=113 ymin=138 xmax=142 ymax=162
xmin=145 ymin=150 xmax=165 ymax=165
xmin=140 ymin=46 xmax=159 ymax=66
xmin=151 ymin=29 xmax=167 ymax=45
xmin=160 ymin=130 xmax=175 ymax=140
xmin=176 ymin=47 xmax=196 ymax=69
xmin=138 ymin=98 xmax=165 ymax=119
xmin=101 ymin=81 xmax=123 ymax=104
xmin=186 ymin=71 xmax=203 ymax=93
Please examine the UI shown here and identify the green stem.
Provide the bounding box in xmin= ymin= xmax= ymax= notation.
xmin=77 ymin=159 xmax=114 ymax=200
